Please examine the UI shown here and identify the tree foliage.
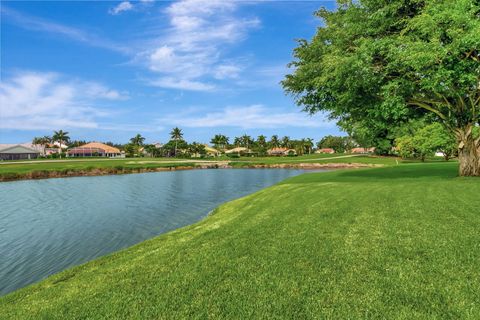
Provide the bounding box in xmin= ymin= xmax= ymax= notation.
xmin=317 ymin=135 xmax=355 ymax=153
xmin=396 ymin=123 xmax=457 ymax=161
xmin=130 ymin=134 xmax=145 ymax=146
xmin=283 ymin=0 xmax=480 ymax=176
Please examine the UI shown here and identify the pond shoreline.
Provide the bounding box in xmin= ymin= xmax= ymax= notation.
xmin=0 ymin=162 xmax=380 ymax=182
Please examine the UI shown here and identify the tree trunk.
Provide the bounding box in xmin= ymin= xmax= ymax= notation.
xmin=456 ymin=126 xmax=480 ymax=177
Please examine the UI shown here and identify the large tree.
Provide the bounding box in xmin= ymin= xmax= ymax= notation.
xmin=317 ymin=135 xmax=354 ymax=153
xmin=283 ymin=0 xmax=480 ymax=176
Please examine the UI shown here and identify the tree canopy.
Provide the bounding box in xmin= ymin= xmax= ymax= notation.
xmin=283 ymin=0 xmax=480 ymax=176
xmin=317 ymin=135 xmax=355 ymax=153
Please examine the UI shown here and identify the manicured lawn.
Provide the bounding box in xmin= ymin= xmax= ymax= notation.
xmin=1 ymin=162 xmax=478 ymax=319
xmin=0 ymin=154 xmax=405 ymax=178
xmin=230 ymin=154 xmax=401 ymax=166
xmin=0 ymin=159 xmax=198 ymax=176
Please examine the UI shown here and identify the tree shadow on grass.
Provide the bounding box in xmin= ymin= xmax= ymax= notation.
xmin=334 ymin=163 xmax=459 ymax=181
xmin=285 ymin=162 xmax=462 ymax=184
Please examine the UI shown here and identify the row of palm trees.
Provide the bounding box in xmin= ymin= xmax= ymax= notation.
xmin=32 ymin=130 xmax=70 ymax=147
xmin=32 ymin=128 xmax=316 ymax=158
xmin=211 ymin=134 xmax=315 ymax=155
xmin=32 ymin=130 xmax=70 ymax=158
xmin=126 ymin=128 xmax=185 ymax=157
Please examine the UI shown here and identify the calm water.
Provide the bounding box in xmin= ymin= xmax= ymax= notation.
xmin=0 ymin=169 xmax=308 ymax=295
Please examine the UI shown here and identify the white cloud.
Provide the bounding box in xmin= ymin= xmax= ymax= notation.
xmin=2 ymin=6 xmax=129 ymax=54
xmin=109 ymin=1 xmax=134 ymax=15
xmin=157 ymin=105 xmax=334 ymax=129
xmin=141 ymin=0 xmax=259 ymax=91
xmin=0 ymin=72 xmax=126 ymax=130
xmin=84 ymin=83 xmax=129 ymax=100
xmin=149 ymin=77 xmax=215 ymax=91
xmin=213 ymin=64 xmax=242 ymax=80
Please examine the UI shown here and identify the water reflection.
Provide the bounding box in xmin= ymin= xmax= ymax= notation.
xmin=0 ymin=168 xmax=309 ymax=295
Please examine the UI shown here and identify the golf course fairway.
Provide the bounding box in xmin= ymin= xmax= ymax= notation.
xmin=1 ymin=162 xmax=479 ymax=319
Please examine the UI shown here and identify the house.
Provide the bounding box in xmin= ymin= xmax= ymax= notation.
xmin=67 ymin=142 xmax=123 ymax=158
xmin=152 ymin=142 xmax=163 ymax=149
xmin=204 ymin=145 xmax=221 ymax=157
xmin=267 ymin=147 xmax=297 ymax=156
xmin=0 ymin=144 xmax=40 ymax=160
xmin=50 ymin=142 xmax=69 ymax=149
xmin=267 ymin=147 xmax=288 ymax=156
xmin=316 ymin=148 xmax=335 ymax=154
xmin=350 ymin=147 xmax=376 ymax=154
xmin=225 ymin=147 xmax=253 ymax=156
xmin=44 ymin=148 xmax=60 ymax=156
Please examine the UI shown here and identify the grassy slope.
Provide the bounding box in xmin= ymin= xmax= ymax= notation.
xmin=1 ymin=163 xmax=479 ymax=319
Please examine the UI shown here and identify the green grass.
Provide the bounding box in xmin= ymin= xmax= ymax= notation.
xmin=1 ymin=162 xmax=479 ymax=319
xmin=229 ymin=154 xmax=401 ymax=166
xmin=0 ymin=154 xmax=421 ymax=178
xmin=0 ymin=159 xmax=197 ymax=177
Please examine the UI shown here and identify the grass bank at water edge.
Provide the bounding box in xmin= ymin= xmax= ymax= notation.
xmin=1 ymin=162 xmax=479 ymax=319
xmin=0 ymin=155 xmax=403 ymax=181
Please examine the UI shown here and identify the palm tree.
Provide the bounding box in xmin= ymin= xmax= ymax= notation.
xmin=32 ymin=137 xmax=42 ymax=145
xmin=32 ymin=136 xmax=51 ymax=156
xmin=211 ymin=134 xmax=230 ymax=151
xmin=281 ymin=136 xmax=291 ymax=148
xmin=240 ymin=134 xmax=253 ymax=149
xmin=144 ymin=144 xmax=160 ymax=157
xmin=233 ymin=136 xmax=242 ymax=147
xmin=269 ymin=135 xmax=280 ymax=148
xmin=219 ymin=135 xmax=229 ymax=150
xmin=296 ymin=139 xmax=306 ymax=156
xmin=32 ymin=137 xmax=44 ymax=155
xmin=52 ymin=130 xmax=70 ymax=158
xmin=257 ymin=135 xmax=267 ymax=148
xmin=210 ymin=134 xmax=222 ymax=149
xmin=188 ymin=142 xmax=206 ymax=157
xmin=305 ymin=138 xmax=314 ymax=154
xmin=42 ymin=136 xmax=52 ymax=146
xmin=130 ymin=134 xmax=145 ymax=146
xmin=170 ymin=127 xmax=183 ymax=156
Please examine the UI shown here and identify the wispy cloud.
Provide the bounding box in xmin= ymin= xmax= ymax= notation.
xmin=141 ymin=0 xmax=260 ymax=91
xmin=108 ymin=0 xmax=155 ymax=15
xmin=149 ymin=77 xmax=215 ymax=91
xmin=109 ymin=1 xmax=134 ymax=15
xmin=157 ymin=105 xmax=334 ymax=129
xmin=0 ymin=71 xmax=127 ymax=130
xmin=1 ymin=6 xmax=129 ymax=54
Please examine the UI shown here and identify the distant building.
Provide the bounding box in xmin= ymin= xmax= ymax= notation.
xmin=50 ymin=142 xmax=68 ymax=149
xmin=316 ymin=148 xmax=335 ymax=154
xmin=152 ymin=142 xmax=163 ymax=149
xmin=267 ymin=147 xmax=297 ymax=156
xmin=204 ymin=145 xmax=221 ymax=157
xmin=350 ymin=147 xmax=376 ymax=154
xmin=225 ymin=147 xmax=253 ymax=156
xmin=67 ymin=142 xmax=123 ymax=158
xmin=0 ymin=144 xmax=40 ymax=160
xmin=267 ymin=147 xmax=288 ymax=156
xmin=44 ymin=148 xmax=60 ymax=156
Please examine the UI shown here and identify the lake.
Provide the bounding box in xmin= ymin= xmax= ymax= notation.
xmin=0 ymin=168 xmax=309 ymax=295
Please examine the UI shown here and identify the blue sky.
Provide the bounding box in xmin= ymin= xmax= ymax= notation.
xmin=1 ymin=0 xmax=341 ymax=144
